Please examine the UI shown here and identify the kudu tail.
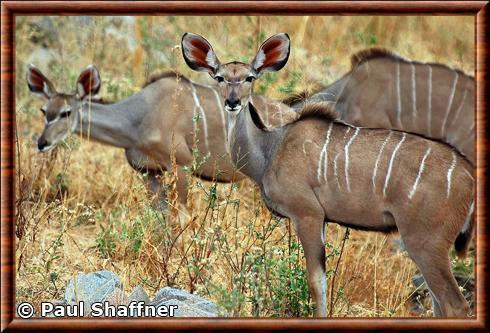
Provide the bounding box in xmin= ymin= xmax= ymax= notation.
xmin=454 ymin=201 xmax=475 ymax=258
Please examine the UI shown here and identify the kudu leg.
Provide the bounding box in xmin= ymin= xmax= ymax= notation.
xmin=174 ymin=168 xmax=189 ymax=206
xmin=269 ymin=181 xmax=327 ymax=316
xmin=145 ymin=171 xmax=169 ymax=211
xmin=401 ymin=235 xmax=469 ymax=317
xmin=170 ymin=168 xmax=191 ymax=226
xmin=292 ymin=215 xmax=327 ymax=317
xmin=125 ymin=148 xmax=170 ymax=210
xmin=148 ymin=167 xmax=189 ymax=210
xmin=429 ymin=289 xmax=443 ymax=317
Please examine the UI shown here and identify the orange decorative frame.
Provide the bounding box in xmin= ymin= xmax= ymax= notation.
xmin=1 ymin=1 xmax=488 ymax=332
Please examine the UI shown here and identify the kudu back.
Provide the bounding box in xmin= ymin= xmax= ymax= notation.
xmin=182 ymin=32 xmax=474 ymax=317
xmin=27 ymin=64 xmax=295 ymax=210
xmin=286 ymin=48 xmax=475 ymax=165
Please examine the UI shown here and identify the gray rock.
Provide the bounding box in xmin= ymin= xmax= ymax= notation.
xmin=128 ymin=285 xmax=150 ymax=305
xmin=64 ymin=270 xmax=123 ymax=315
xmin=152 ymin=287 xmax=218 ymax=314
xmin=154 ymin=299 xmax=217 ymax=317
xmin=105 ymin=287 xmax=129 ymax=307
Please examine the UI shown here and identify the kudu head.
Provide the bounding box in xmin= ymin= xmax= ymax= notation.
xmin=181 ymin=32 xmax=290 ymax=113
xmin=27 ymin=64 xmax=101 ymax=152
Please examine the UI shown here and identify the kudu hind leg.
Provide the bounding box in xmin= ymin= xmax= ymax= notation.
xmin=401 ymin=235 xmax=469 ymax=317
xmin=429 ymin=289 xmax=443 ymax=317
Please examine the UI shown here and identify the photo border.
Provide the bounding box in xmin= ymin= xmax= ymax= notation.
xmin=1 ymin=1 xmax=488 ymax=331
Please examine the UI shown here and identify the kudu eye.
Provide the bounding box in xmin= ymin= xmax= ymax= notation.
xmin=246 ymin=75 xmax=255 ymax=82
xmin=214 ymin=76 xmax=224 ymax=83
xmin=60 ymin=110 xmax=72 ymax=118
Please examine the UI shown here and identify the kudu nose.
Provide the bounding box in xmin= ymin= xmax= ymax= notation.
xmin=37 ymin=137 xmax=48 ymax=151
xmin=225 ymin=98 xmax=241 ymax=110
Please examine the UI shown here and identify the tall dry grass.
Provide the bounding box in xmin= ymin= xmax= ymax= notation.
xmin=14 ymin=16 xmax=474 ymax=317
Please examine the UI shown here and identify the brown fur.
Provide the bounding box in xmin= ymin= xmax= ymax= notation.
xmin=270 ymin=107 xmax=474 ymax=317
xmin=282 ymin=48 xmax=401 ymax=106
xmin=185 ymin=32 xmax=474 ymax=319
xmin=294 ymin=103 xmax=339 ymax=123
xmin=281 ymin=90 xmax=314 ymax=106
xmin=283 ymin=48 xmax=473 ymax=108
xmin=350 ymin=47 xmax=402 ymax=68
xmin=142 ymin=71 xmax=191 ymax=88
xmin=89 ymin=97 xmax=114 ymax=105
xmin=32 ymin=64 xmax=296 ymax=212
xmin=350 ymin=47 xmax=473 ymax=78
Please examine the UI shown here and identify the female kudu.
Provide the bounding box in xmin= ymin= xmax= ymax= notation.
xmin=286 ymin=48 xmax=475 ymax=165
xmin=27 ymin=64 xmax=295 ymax=210
xmin=182 ymin=32 xmax=474 ymax=317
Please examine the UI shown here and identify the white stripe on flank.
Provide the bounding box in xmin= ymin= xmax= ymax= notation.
xmin=333 ymin=151 xmax=342 ymax=189
xmin=411 ymin=63 xmax=417 ymax=124
xmin=468 ymin=121 xmax=474 ymax=134
xmin=317 ymin=148 xmax=326 ymax=182
xmin=332 ymin=128 xmax=351 ymax=189
xmin=463 ymin=168 xmax=474 ymax=181
xmin=448 ymin=90 xmax=468 ymax=130
xmin=383 ymin=133 xmax=407 ymax=197
xmin=396 ymin=62 xmax=402 ymax=128
xmin=441 ymin=71 xmax=459 ymax=137
xmin=212 ymin=88 xmax=228 ymax=152
xmin=446 ymin=152 xmax=457 ymax=198
xmin=452 ymin=113 xmax=473 ymax=145
xmin=190 ymin=82 xmax=209 ymax=150
xmin=427 ymin=65 xmax=433 ymax=136
xmin=317 ymin=123 xmax=334 ymax=183
xmin=372 ymin=131 xmax=393 ymax=193
xmin=408 ymin=147 xmax=432 ymax=199
xmin=344 ymin=127 xmax=360 ymax=192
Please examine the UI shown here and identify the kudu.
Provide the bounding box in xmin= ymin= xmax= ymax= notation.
xmin=286 ymin=48 xmax=475 ymax=165
xmin=27 ymin=64 xmax=295 ymax=210
xmin=182 ymin=32 xmax=474 ymax=317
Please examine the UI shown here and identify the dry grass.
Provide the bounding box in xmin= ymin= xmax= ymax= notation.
xmin=15 ymin=15 xmax=474 ymax=317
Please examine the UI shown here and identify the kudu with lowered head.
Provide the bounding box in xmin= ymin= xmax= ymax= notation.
xmin=182 ymin=32 xmax=474 ymax=317
xmin=287 ymin=48 xmax=475 ymax=165
xmin=27 ymin=64 xmax=295 ymax=210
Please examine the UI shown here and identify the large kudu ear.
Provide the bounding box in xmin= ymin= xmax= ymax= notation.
xmin=76 ymin=65 xmax=101 ymax=99
xmin=26 ymin=64 xmax=56 ymax=98
xmin=181 ymin=32 xmax=220 ymax=75
xmin=252 ymin=33 xmax=290 ymax=76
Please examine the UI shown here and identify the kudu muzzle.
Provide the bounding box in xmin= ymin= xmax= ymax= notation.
xmin=224 ymin=87 xmax=242 ymax=112
xmin=37 ymin=136 xmax=49 ymax=151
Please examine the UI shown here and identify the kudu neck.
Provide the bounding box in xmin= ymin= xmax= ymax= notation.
xmin=228 ymin=101 xmax=284 ymax=183
xmin=75 ymin=97 xmax=143 ymax=149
